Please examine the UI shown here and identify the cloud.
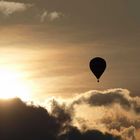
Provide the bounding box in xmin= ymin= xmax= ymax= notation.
xmin=71 ymin=88 xmax=140 ymax=114
xmin=63 ymin=88 xmax=140 ymax=140
xmin=49 ymin=11 xmax=63 ymax=21
xmin=118 ymin=126 xmax=136 ymax=140
xmin=0 ymin=1 xmax=32 ymax=16
xmin=41 ymin=10 xmax=64 ymax=22
xmin=100 ymin=105 xmax=140 ymax=131
xmin=40 ymin=10 xmax=48 ymax=22
xmin=0 ymin=88 xmax=140 ymax=140
xmin=0 ymin=98 xmax=120 ymax=140
xmin=59 ymin=126 xmax=120 ymax=140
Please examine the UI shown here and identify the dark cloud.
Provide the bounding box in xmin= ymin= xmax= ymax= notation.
xmin=0 ymin=98 xmax=58 ymax=140
xmin=59 ymin=126 xmax=120 ymax=140
xmin=0 ymin=98 xmax=119 ymax=140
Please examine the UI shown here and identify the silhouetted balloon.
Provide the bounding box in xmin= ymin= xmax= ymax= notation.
xmin=90 ymin=57 xmax=106 ymax=82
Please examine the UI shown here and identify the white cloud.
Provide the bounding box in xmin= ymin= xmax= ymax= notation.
xmin=40 ymin=10 xmax=64 ymax=22
xmin=40 ymin=10 xmax=48 ymax=22
xmin=0 ymin=0 xmax=32 ymax=16
xmin=49 ymin=11 xmax=63 ymax=21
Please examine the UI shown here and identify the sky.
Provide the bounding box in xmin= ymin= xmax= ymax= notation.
xmin=0 ymin=0 xmax=139 ymax=140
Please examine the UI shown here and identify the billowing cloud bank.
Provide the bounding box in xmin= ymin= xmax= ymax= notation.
xmin=0 ymin=88 xmax=140 ymax=140
xmin=0 ymin=98 xmax=119 ymax=140
xmin=69 ymin=88 xmax=140 ymax=140
xmin=72 ymin=88 xmax=140 ymax=114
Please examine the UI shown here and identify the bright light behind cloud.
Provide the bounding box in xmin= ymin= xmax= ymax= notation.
xmin=0 ymin=68 xmax=31 ymax=101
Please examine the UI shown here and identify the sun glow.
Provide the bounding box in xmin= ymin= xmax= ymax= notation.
xmin=0 ymin=68 xmax=31 ymax=101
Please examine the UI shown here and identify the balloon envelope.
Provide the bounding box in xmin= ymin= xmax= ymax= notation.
xmin=89 ymin=57 xmax=106 ymax=82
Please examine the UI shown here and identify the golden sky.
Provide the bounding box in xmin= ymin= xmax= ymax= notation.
xmin=0 ymin=0 xmax=139 ymax=99
xmin=0 ymin=1 xmax=139 ymax=140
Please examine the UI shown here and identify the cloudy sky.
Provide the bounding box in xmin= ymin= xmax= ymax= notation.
xmin=0 ymin=0 xmax=139 ymax=140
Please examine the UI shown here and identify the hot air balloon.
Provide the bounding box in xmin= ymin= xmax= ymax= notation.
xmin=89 ymin=57 xmax=106 ymax=82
